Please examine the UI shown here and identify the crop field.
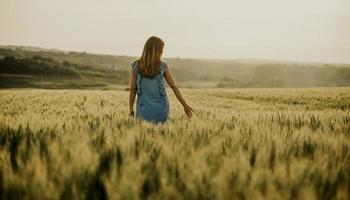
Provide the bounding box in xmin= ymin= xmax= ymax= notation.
xmin=0 ymin=87 xmax=349 ymax=199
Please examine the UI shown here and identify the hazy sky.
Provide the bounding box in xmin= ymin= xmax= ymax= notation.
xmin=1 ymin=0 xmax=349 ymax=63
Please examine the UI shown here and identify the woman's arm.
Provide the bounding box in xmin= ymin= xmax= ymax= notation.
xmin=164 ymin=67 xmax=194 ymax=117
xmin=129 ymin=71 xmax=137 ymax=117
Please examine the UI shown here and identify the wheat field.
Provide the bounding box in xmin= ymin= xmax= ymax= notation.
xmin=0 ymin=88 xmax=349 ymax=200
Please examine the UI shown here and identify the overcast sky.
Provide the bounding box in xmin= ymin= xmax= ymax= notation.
xmin=1 ymin=0 xmax=349 ymax=63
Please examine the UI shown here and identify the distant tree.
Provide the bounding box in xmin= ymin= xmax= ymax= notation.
xmin=0 ymin=56 xmax=80 ymax=76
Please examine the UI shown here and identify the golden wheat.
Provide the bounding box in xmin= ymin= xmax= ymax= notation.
xmin=0 ymin=87 xmax=349 ymax=199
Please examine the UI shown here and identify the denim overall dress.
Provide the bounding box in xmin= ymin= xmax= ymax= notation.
xmin=131 ymin=61 xmax=169 ymax=123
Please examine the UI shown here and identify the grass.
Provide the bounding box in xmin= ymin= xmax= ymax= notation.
xmin=0 ymin=87 xmax=349 ymax=199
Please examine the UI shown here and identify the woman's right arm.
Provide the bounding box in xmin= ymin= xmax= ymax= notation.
xmin=129 ymin=70 xmax=137 ymax=117
xmin=164 ymin=67 xmax=194 ymax=118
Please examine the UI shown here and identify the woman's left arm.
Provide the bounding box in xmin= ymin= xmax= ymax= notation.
xmin=129 ymin=71 xmax=137 ymax=117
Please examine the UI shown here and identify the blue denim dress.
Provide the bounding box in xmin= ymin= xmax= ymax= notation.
xmin=132 ymin=60 xmax=169 ymax=123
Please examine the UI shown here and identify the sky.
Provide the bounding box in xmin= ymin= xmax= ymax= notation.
xmin=0 ymin=0 xmax=350 ymax=63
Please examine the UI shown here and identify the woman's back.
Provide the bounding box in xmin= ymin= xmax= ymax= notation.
xmin=128 ymin=36 xmax=193 ymax=123
xmin=132 ymin=61 xmax=169 ymax=123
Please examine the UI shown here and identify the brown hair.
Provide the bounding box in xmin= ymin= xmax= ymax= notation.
xmin=137 ymin=36 xmax=164 ymax=78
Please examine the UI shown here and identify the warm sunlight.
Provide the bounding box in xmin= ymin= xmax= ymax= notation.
xmin=0 ymin=1 xmax=349 ymax=199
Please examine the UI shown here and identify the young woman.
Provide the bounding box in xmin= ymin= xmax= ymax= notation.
xmin=129 ymin=36 xmax=193 ymax=123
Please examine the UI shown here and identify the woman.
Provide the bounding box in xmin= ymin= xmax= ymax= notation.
xmin=129 ymin=36 xmax=193 ymax=123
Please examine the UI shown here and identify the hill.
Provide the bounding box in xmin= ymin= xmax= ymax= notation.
xmin=0 ymin=45 xmax=350 ymax=89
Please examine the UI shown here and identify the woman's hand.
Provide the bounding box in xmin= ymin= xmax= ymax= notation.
xmin=183 ymin=104 xmax=194 ymax=118
xmin=129 ymin=110 xmax=134 ymax=117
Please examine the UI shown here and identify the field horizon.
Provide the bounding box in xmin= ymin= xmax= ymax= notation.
xmin=1 ymin=45 xmax=350 ymax=90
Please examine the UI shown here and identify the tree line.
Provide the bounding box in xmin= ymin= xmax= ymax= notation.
xmin=0 ymin=56 xmax=80 ymax=76
xmin=0 ymin=55 xmax=129 ymax=84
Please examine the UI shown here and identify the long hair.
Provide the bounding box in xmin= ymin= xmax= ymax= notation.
xmin=137 ymin=36 xmax=164 ymax=78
